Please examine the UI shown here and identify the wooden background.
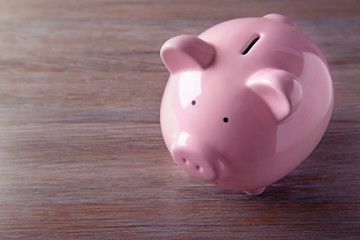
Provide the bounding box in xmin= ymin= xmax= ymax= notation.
xmin=0 ymin=0 xmax=359 ymax=239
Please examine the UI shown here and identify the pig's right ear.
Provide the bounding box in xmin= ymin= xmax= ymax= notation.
xmin=160 ymin=35 xmax=216 ymax=74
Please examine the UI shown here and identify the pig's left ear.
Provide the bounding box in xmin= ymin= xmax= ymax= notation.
xmin=160 ymin=35 xmax=216 ymax=74
xmin=246 ymin=69 xmax=302 ymax=122
xmin=263 ymin=13 xmax=297 ymax=27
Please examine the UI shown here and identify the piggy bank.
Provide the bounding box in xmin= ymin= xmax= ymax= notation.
xmin=160 ymin=14 xmax=333 ymax=195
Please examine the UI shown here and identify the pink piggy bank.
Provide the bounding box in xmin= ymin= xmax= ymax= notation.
xmin=160 ymin=14 xmax=333 ymax=195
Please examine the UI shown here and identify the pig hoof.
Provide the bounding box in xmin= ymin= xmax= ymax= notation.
xmin=244 ymin=187 xmax=266 ymax=196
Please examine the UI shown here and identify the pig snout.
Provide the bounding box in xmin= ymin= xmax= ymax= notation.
xmin=171 ymin=133 xmax=221 ymax=182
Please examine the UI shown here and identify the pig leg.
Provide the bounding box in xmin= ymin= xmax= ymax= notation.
xmin=243 ymin=187 xmax=266 ymax=196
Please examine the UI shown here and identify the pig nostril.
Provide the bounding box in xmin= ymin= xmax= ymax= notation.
xmin=181 ymin=157 xmax=191 ymax=166
xmin=195 ymin=165 xmax=200 ymax=170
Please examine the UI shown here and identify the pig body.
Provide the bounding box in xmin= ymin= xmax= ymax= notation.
xmin=160 ymin=14 xmax=333 ymax=194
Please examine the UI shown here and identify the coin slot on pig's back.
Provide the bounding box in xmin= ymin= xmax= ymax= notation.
xmin=241 ymin=35 xmax=260 ymax=55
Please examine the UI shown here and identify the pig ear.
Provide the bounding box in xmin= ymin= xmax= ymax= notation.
xmin=263 ymin=13 xmax=297 ymax=27
xmin=160 ymin=35 xmax=216 ymax=74
xmin=246 ymin=69 xmax=302 ymax=122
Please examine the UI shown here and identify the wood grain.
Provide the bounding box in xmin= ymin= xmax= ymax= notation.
xmin=0 ymin=0 xmax=359 ymax=239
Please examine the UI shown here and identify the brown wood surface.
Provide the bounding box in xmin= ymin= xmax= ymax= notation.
xmin=0 ymin=0 xmax=359 ymax=239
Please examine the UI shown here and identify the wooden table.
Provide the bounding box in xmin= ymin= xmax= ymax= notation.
xmin=0 ymin=0 xmax=359 ymax=239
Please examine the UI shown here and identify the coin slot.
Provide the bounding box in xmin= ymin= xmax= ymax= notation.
xmin=241 ymin=35 xmax=260 ymax=55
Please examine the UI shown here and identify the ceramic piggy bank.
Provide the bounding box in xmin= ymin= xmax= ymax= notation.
xmin=160 ymin=14 xmax=333 ymax=195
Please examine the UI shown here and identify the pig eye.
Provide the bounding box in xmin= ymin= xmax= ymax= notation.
xmin=191 ymin=100 xmax=196 ymax=105
xmin=223 ymin=117 xmax=229 ymax=123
